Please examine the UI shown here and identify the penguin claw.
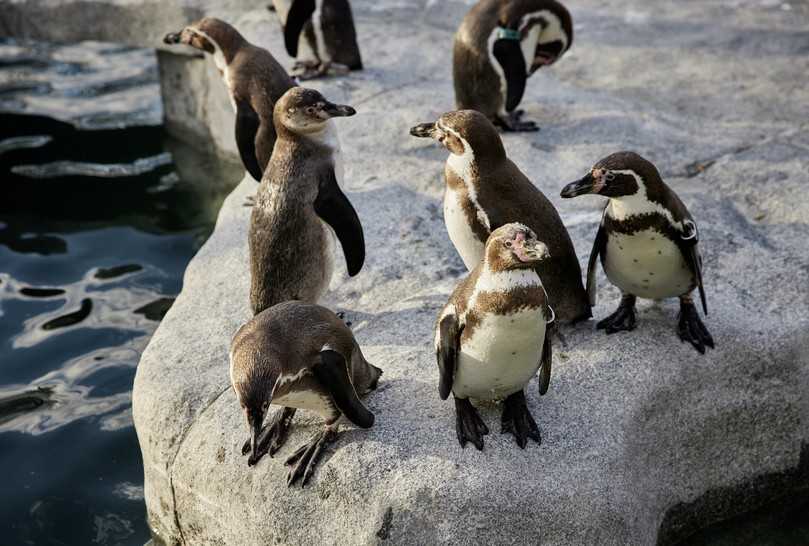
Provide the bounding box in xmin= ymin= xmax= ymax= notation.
xmin=454 ymin=397 xmax=488 ymax=450
xmin=596 ymin=296 xmax=637 ymax=334
xmin=242 ymin=407 xmax=296 ymax=464
xmin=677 ymin=301 xmax=714 ymax=354
xmin=285 ymin=427 xmax=337 ymax=487
xmin=501 ymin=390 xmax=541 ymax=449
xmin=495 ymin=112 xmax=540 ymax=133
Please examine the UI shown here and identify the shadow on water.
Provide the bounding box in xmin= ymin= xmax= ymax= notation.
xmin=0 ymin=109 xmax=241 ymax=545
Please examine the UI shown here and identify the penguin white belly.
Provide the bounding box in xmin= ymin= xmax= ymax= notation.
xmin=444 ymin=188 xmax=485 ymax=270
xmin=453 ymin=309 xmax=545 ymax=401
xmin=273 ymin=389 xmax=334 ymax=418
xmin=603 ymin=229 xmax=693 ymax=299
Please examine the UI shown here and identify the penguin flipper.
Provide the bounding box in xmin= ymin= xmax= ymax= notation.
xmin=587 ymin=221 xmax=607 ymax=307
xmin=235 ymin=97 xmax=263 ymax=181
xmin=437 ymin=313 xmax=461 ymax=400
xmin=314 ymin=170 xmax=365 ymax=276
xmin=492 ymin=38 xmax=528 ymax=113
xmin=680 ymin=226 xmax=708 ymax=316
xmin=538 ymin=327 xmax=552 ymax=396
xmin=284 ymin=0 xmax=316 ymax=58
xmin=314 ymin=349 xmax=374 ymax=428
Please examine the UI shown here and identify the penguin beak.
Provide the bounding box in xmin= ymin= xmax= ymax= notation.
xmin=560 ymin=173 xmax=597 ymax=198
xmin=515 ymin=239 xmax=550 ymax=263
xmin=163 ymin=31 xmax=182 ymax=45
xmin=247 ymin=409 xmax=264 ymax=465
xmin=322 ymin=102 xmax=356 ymax=118
xmin=409 ymin=122 xmax=436 ymax=138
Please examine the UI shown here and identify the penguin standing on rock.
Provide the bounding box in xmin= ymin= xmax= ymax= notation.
xmin=410 ymin=109 xmax=590 ymax=323
xmin=453 ymin=0 xmax=573 ymax=132
xmin=163 ymin=18 xmax=295 ymax=182
xmin=560 ymin=151 xmax=715 ymax=354
xmin=250 ymin=87 xmax=364 ymax=316
xmin=230 ymin=301 xmax=382 ymax=486
xmin=434 ymin=223 xmax=554 ymax=450
xmin=269 ymin=0 xmax=363 ymax=79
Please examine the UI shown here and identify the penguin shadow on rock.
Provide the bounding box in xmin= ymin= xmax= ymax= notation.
xmin=561 ymin=151 xmax=715 ymax=354
xmin=163 ymin=17 xmax=295 ymax=186
xmin=453 ymin=0 xmax=574 ymax=132
xmin=266 ymin=0 xmax=363 ymax=80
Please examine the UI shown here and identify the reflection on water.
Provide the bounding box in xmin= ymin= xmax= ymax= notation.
xmin=0 ymin=37 xmax=241 ymax=546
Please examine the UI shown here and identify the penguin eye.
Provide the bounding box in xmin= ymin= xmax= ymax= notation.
xmin=261 ymin=401 xmax=269 ymax=411
xmin=504 ymin=240 xmax=513 ymax=248
xmin=605 ymin=172 xmax=615 ymax=181
xmin=305 ymin=106 xmax=316 ymax=115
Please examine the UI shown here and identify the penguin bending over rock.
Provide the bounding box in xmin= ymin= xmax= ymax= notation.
xmin=164 ymin=17 xmax=295 ymax=182
xmin=250 ymin=87 xmax=364 ymax=315
xmin=230 ymin=301 xmax=382 ymax=486
xmin=453 ymin=0 xmax=573 ymax=132
xmin=434 ymin=223 xmax=554 ymax=450
xmin=269 ymin=0 xmax=363 ymax=80
xmin=410 ymin=109 xmax=590 ymax=323
xmin=560 ymin=151 xmax=715 ymax=354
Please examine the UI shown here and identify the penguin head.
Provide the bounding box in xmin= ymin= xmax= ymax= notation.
xmin=163 ymin=17 xmax=243 ymax=56
xmin=486 ymin=223 xmax=550 ymax=271
xmin=532 ymin=2 xmax=574 ymax=70
xmin=231 ymin=368 xmax=273 ymax=465
xmin=409 ymin=110 xmax=505 ymax=163
xmin=275 ymin=87 xmax=356 ymax=135
xmin=561 ymin=151 xmax=661 ymax=199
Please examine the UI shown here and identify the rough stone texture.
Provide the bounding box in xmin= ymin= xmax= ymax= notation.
xmin=4 ymin=0 xmax=809 ymax=544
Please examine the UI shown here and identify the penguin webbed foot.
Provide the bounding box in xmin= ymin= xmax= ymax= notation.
xmin=291 ymin=61 xmax=347 ymax=81
xmin=285 ymin=425 xmax=337 ymax=487
xmin=677 ymin=299 xmax=715 ymax=354
xmin=242 ymin=407 xmax=296 ymax=465
xmin=495 ymin=110 xmax=539 ymax=133
xmin=454 ymin=397 xmax=488 ymax=451
xmin=597 ymin=295 xmax=637 ymax=334
xmin=501 ymin=390 xmax=541 ymax=448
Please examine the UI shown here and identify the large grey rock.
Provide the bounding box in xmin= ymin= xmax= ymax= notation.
xmin=6 ymin=0 xmax=808 ymax=543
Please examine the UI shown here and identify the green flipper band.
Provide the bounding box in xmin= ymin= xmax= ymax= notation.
xmin=496 ymin=27 xmax=521 ymax=41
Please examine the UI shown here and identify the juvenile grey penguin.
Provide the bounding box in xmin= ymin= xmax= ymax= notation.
xmin=410 ymin=109 xmax=590 ymax=323
xmin=453 ymin=0 xmax=573 ymax=131
xmin=230 ymin=300 xmax=382 ymax=486
xmin=434 ymin=223 xmax=554 ymax=450
xmin=250 ymin=87 xmax=363 ymax=315
xmin=269 ymin=0 xmax=363 ymax=79
xmin=560 ymin=151 xmax=715 ymax=353
xmin=164 ymin=17 xmax=295 ymax=181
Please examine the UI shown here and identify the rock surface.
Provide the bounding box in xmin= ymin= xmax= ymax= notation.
xmin=5 ymin=0 xmax=809 ymax=544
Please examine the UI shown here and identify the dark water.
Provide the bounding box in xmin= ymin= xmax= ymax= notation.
xmin=0 ymin=37 xmax=240 ymax=544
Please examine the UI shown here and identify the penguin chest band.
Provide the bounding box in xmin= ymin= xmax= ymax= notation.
xmin=454 ymin=308 xmax=546 ymax=401
xmin=603 ymin=229 xmax=693 ymax=299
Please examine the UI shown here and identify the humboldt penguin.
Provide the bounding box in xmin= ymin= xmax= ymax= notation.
xmin=163 ymin=17 xmax=295 ymax=182
xmin=434 ymin=223 xmax=554 ymax=450
xmin=453 ymin=0 xmax=573 ymax=131
xmin=230 ymin=300 xmax=382 ymax=486
xmin=560 ymin=151 xmax=714 ymax=353
xmin=269 ymin=0 xmax=363 ymax=79
xmin=249 ymin=87 xmax=363 ymax=315
xmin=410 ymin=109 xmax=590 ymax=323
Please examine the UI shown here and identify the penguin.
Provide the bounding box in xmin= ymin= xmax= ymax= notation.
xmin=434 ymin=223 xmax=554 ymax=450
xmin=269 ymin=0 xmax=363 ymax=80
xmin=453 ymin=0 xmax=573 ymax=132
xmin=230 ymin=300 xmax=382 ymax=486
xmin=163 ymin=17 xmax=295 ymax=182
xmin=249 ymin=87 xmax=364 ymax=315
xmin=410 ymin=109 xmax=591 ymax=323
xmin=560 ymin=151 xmax=715 ymax=354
